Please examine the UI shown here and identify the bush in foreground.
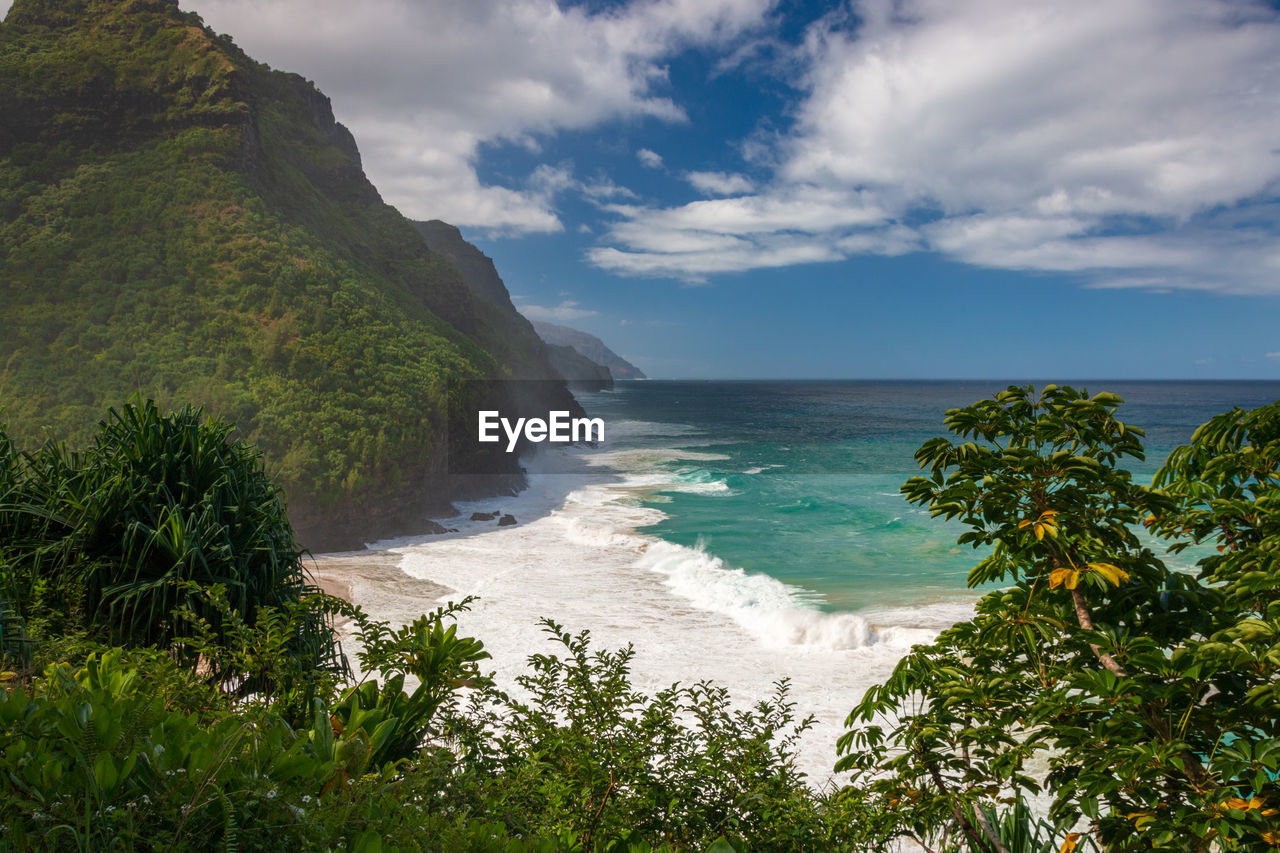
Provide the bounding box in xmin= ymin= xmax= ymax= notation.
xmin=1 ymin=400 xmax=340 ymax=685
xmin=5 ymin=392 xmax=1278 ymax=851
xmin=837 ymin=386 xmax=1279 ymax=852
xmin=0 ymin=400 xmax=838 ymax=851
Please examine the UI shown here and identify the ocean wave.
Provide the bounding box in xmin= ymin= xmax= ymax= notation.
xmin=668 ymin=466 xmax=733 ymax=494
xmin=379 ymin=438 xmax=970 ymax=785
xmin=600 ymin=418 xmax=705 ymax=441
xmin=636 ymin=538 xmax=935 ymax=652
xmin=588 ymin=447 xmax=730 ymax=472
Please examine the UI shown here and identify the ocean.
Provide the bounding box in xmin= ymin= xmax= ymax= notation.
xmin=363 ymin=380 xmax=1280 ymax=784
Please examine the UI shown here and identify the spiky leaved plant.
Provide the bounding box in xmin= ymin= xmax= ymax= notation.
xmin=2 ymin=400 xmax=344 ymax=688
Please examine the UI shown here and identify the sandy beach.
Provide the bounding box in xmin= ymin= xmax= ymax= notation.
xmin=305 ymin=548 xmax=452 ymax=637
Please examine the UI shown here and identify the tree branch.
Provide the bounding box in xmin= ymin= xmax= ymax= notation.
xmin=925 ymin=759 xmax=989 ymax=852
xmin=1069 ymin=587 xmax=1128 ymax=677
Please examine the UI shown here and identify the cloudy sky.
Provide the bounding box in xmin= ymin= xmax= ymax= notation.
xmin=34 ymin=0 xmax=1280 ymax=376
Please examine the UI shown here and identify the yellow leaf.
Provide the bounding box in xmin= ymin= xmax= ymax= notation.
xmin=0 ymin=671 xmax=15 ymax=682
xmin=1049 ymin=568 xmax=1078 ymax=589
xmin=1124 ymin=811 xmax=1155 ymax=829
xmin=1222 ymin=795 xmax=1264 ymax=811
xmin=1019 ymin=519 xmax=1033 ymax=529
xmin=1034 ymin=524 xmax=1047 ymax=541
xmin=1087 ymin=562 xmax=1130 ymax=586
xmin=1060 ymin=832 xmax=1081 ymax=853
xmin=1261 ymin=830 xmax=1279 ymax=844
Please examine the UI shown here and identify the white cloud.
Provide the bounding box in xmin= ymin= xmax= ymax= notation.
xmin=517 ymin=300 xmax=600 ymax=322
xmin=637 ymin=148 xmax=665 ymax=169
xmin=1266 ymin=352 xmax=1280 ymax=360
xmin=590 ymin=185 xmax=886 ymax=278
xmin=581 ymin=178 xmax=639 ymax=201
xmin=684 ymin=170 xmax=755 ymax=196
xmin=187 ymin=0 xmax=774 ymax=231
xmin=589 ymin=0 xmax=1280 ymax=292
xmin=589 ymin=233 xmax=844 ymax=280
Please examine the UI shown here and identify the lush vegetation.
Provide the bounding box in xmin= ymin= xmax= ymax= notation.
xmin=0 ymin=404 xmax=842 ymax=851
xmin=4 ymin=391 xmax=1278 ymax=851
xmin=0 ymin=0 xmax=563 ymax=535
xmin=0 ymin=400 xmax=342 ymax=690
xmin=837 ymin=386 xmax=1280 ymax=852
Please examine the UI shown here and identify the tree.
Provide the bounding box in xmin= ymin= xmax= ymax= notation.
xmin=837 ymin=385 xmax=1278 ymax=852
xmin=1 ymin=400 xmax=343 ymax=686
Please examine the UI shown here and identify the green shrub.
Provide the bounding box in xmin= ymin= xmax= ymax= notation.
xmin=442 ymin=620 xmax=841 ymax=852
xmin=0 ymin=648 xmax=337 ymax=851
xmin=336 ymin=598 xmax=492 ymax=769
xmin=837 ymin=386 xmax=1280 ymax=852
xmin=0 ymin=400 xmax=343 ymax=682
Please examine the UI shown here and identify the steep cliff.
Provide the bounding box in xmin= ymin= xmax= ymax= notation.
xmin=532 ymin=321 xmax=648 ymax=380
xmin=412 ymin=219 xmax=576 ymax=383
xmin=545 ymin=345 xmax=613 ymax=391
xmin=413 ymin=220 xmax=519 ymax=316
xmin=0 ymin=0 xmax=579 ymax=550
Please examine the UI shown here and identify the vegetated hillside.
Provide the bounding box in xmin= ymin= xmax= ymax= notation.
xmin=532 ymin=320 xmax=647 ymax=380
xmin=412 ymin=219 xmax=563 ymax=381
xmin=0 ymin=0 xmax=578 ymax=549
xmin=413 ymin=220 xmax=521 ymax=321
xmin=545 ymin=344 xmax=613 ymax=391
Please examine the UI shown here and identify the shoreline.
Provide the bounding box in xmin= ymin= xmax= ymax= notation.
xmin=305 ymin=549 xmax=453 ymax=634
xmin=311 ymin=444 xmax=969 ymax=787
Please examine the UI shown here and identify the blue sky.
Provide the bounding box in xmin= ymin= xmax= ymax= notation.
xmin=43 ymin=0 xmax=1280 ymax=377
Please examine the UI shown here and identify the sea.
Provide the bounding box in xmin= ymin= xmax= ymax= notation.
xmin=363 ymin=380 xmax=1280 ymax=785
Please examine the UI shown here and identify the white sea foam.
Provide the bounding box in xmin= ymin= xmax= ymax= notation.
xmin=636 ymin=539 xmax=935 ymax=651
xmin=354 ymin=441 xmax=974 ymax=785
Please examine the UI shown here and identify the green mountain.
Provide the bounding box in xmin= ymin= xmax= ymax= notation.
xmin=531 ymin=321 xmax=647 ymax=380
xmin=0 ymin=0 xmax=578 ymax=550
xmin=543 ymin=344 xmax=613 ymax=391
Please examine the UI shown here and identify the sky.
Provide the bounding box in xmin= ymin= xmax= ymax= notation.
xmin=12 ymin=0 xmax=1280 ymax=378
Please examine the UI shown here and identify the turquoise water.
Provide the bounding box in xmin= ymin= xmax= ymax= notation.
xmin=580 ymin=381 xmax=1280 ymax=612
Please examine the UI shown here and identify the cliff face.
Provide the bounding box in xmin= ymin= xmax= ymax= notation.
xmin=0 ymin=0 xmax=578 ymax=551
xmin=545 ymin=345 xmax=613 ymax=391
xmin=531 ymin=321 xmax=648 ymax=380
xmin=414 ymin=220 xmax=518 ymax=315
xmin=412 ymin=219 xmax=578 ymax=384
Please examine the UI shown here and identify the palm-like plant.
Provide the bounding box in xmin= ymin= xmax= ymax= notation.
xmin=0 ymin=400 xmax=343 ymax=682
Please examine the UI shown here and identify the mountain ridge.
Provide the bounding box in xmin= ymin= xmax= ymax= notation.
xmin=532 ymin=321 xmax=647 ymax=380
xmin=0 ymin=0 xmax=579 ymax=550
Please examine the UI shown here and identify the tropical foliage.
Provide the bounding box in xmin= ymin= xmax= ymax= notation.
xmin=0 ymin=401 xmax=340 ymax=682
xmin=0 ymin=403 xmax=841 ymax=851
xmin=837 ymin=386 xmax=1280 ymax=852
xmin=4 ymin=389 xmax=1279 ymax=850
